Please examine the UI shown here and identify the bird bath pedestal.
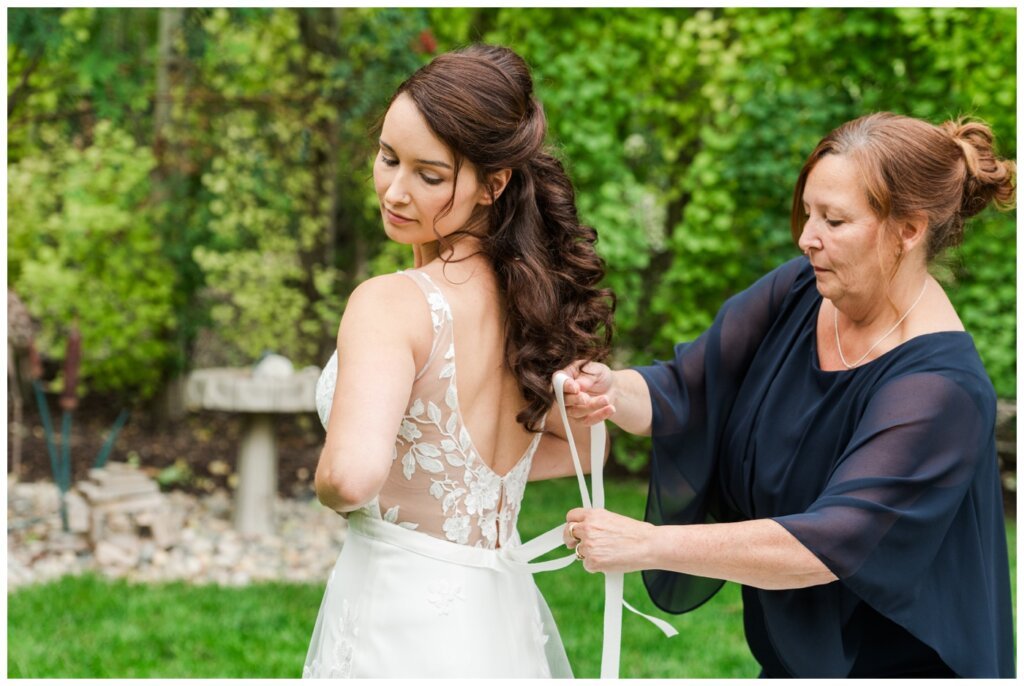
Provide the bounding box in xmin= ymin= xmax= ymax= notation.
xmin=184 ymin=355 xmax=320 ymax=536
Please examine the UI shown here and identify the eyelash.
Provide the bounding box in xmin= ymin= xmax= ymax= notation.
xmin=380 ymin=154 xmax=444 ymax=186
xmin=825 ymin=218 xmax=844 ymax=228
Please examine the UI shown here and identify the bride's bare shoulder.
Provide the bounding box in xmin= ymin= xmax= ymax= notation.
xmin=336 ymin=273 xmax=433 ymax=358
xmin=347 ymin=272 xmax=424 ymax=308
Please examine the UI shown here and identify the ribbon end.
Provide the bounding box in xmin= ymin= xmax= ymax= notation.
xmin=622 ymin=598 xmax=679 ymax=638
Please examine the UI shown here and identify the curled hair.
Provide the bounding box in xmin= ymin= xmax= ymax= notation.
xmin=791 ymin=112 xmax=1016 ymax=261
xmin=388 ymin=44 xmax=614 ymax=431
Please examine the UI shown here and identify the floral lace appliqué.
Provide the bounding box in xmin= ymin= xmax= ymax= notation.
xmin=303 ymin=599 xmax=360 ymax=678
xmin=383 ymin=505 xmax=418 ymax=531
xmin=426 ymin=579 xmax=466 ymax=616
xmin=532 ymin=600 xmax=550 ymax=649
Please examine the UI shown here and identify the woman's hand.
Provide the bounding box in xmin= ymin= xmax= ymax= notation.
xmin=554 ymin=363 xmax=653 ymax=435
xmin=553 ymin=361 xmax=616 ymax=425
xmin=563 ymin=507 xmax=655 ymax=574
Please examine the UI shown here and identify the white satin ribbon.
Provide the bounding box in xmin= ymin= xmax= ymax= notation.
xmin=550 ymin=372 xmax=677 ymax=678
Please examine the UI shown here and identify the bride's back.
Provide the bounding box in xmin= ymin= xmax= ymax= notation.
xmin=419 ymin=258 xmax=537 ymax=477
xmin=356 ymin=259 xmax=543 ymax=549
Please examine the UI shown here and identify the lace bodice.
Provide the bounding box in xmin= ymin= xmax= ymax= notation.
xmin=315 ymin=270 xmax=542 ymax=549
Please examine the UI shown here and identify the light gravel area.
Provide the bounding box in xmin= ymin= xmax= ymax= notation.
xmin=7 ymin=480 xmax=346 ymax=590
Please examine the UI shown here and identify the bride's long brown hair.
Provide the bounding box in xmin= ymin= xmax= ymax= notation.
xmin=386 ymin=44 xmax=614 ymax=431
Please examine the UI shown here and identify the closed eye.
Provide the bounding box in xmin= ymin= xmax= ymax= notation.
xmin=378 ymin=147 xmax=444 ymax=185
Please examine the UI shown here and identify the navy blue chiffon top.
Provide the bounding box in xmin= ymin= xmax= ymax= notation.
xmin=634 ymin=256 xmax=1014 ymax=677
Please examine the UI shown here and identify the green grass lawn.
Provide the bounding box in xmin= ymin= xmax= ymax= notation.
xmin=7 ymin=477 xmax=1017 ymax=678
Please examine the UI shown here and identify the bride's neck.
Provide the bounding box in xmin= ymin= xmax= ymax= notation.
xmin=417 ymin=232 xmax=485 ymax=268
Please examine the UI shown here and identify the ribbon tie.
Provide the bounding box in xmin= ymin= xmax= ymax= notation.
xmin=551 ymin=372 xmax=677 ymax=678
xmin=503 ymin=373 xmax=677 ymax=678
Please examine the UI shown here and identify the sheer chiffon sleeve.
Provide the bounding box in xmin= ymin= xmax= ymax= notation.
xmin=768 ymin=369 xmax=1010 ymax=676
xmin=772 ymin=371 xmax=989 ymax=588
xmin=634 ymin=258 xmax=808 ymax=612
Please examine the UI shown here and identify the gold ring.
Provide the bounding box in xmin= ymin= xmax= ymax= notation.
xmin=569 ymin=522 xmax=580 ymax=542
xmin=575 ymin=545 xmax=585 ymax=561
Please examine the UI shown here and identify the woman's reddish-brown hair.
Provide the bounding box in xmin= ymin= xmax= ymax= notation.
xmin=386 ymin=44 xmax=614 ymax=431
xmin=791 ymin=112 xmax=1016 ymax=261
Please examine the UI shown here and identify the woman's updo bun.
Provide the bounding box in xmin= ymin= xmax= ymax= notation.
xmin=942 ymin=119 xmax=1016 ymax=220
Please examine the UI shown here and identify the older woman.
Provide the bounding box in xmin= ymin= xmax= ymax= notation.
xmin=558 ymin=113 xmax=1015 ymax=677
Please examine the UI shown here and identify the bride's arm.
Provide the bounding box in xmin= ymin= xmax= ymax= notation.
xmin=528 ymin=408 xmax=610 ymax=481
xmin=314 ymin=274 xmax=429 ymax=513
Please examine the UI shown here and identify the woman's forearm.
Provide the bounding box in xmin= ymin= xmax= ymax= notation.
xmin=566 ymin=508 xmax=837 ymax=590
xmin=609 ymin=369 xmax=653 ymax=436
xmin=642 ymin=519 xmax=837 ymax=590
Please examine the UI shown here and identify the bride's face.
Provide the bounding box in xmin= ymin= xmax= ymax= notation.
xmin=373 ymin=93 xmax=488 ymax=245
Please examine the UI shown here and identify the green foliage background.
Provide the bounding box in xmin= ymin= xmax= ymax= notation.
xmin=8 ymin=8 xmax=1016 ymax=467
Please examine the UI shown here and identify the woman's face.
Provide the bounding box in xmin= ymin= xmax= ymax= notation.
xmin=373 ymin=93 xmax=488 ymax=245
xmin=798 ymin=153 xmax=895 ymax=308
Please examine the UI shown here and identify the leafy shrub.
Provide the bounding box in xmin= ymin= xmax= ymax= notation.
xmin=8 ymin=121 xmax=178 ymax=399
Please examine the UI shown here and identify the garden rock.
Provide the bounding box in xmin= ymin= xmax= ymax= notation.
xmin=74 ymin=461 xmax=184 ymax=550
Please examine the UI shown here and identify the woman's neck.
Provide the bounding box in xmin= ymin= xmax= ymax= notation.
xmin=415 ymin=233 xmax=485 ymax=268
xmin=834 ymin=263 xmax=931 ymax=334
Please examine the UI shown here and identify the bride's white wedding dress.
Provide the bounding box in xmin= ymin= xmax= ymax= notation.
xmin=303 ymin=270 xmax=574 ymax=678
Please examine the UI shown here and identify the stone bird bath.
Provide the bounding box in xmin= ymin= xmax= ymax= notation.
xmin=184 ymin=355 xmax=320 ymax=536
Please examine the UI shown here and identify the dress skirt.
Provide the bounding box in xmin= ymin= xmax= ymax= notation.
xmin=303 ymin=512 xmax=573 ymax=678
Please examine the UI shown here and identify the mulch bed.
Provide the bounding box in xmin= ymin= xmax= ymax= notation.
xmin=8 ymin=393 xmax=1015 ymax=517
xmin=8 ymin=396 xmax=325 ymax=500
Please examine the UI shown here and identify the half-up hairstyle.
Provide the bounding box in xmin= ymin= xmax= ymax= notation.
xmin=791 ymin=112 xmax=1016 ymax=262
xmin=387 ymin=44 xmax=614 ymax=431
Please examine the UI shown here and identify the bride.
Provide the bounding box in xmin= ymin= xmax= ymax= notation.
xmin=303 ymin=44 xmax=614 ymax=678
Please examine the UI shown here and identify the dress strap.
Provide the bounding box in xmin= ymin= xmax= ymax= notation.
xmin=399 ymin=270 xmax=451 ymax=381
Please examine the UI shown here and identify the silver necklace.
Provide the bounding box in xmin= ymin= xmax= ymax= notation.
xmin=834 ymin=280 xmax=929 ymax=369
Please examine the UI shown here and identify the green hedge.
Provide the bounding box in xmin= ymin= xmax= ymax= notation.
xmin=8 ymin=9 xmax=1015 ymax=440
